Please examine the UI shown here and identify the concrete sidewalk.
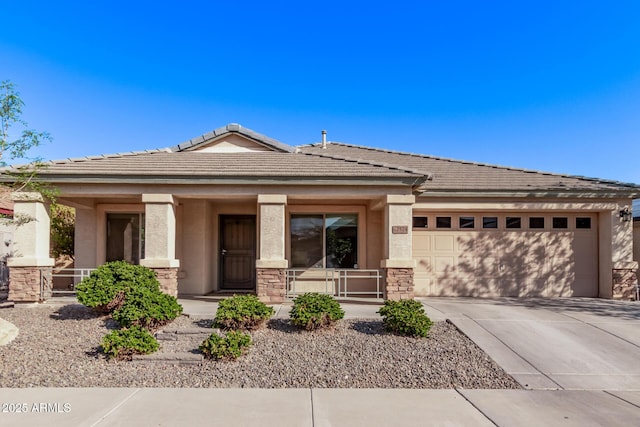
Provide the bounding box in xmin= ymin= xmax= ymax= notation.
xmin=0 ymin=388 xmax=638 ymax=426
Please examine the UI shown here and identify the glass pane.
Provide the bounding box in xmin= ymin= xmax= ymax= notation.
xmin=106 ymin=213 xmax=143 ymax=264
xmin=413 ymin=216 xmax=428 ymax=228
xmin=436 ymin=217 xmax=451 ymax=228
xmin=529 ymin=217 xmax=545 ymax=229
xmin=326 ymin=214 xmax=358 ymax=268
xmin=459 ymin=217 xmax=475 ymax=229
xmin=483 ymin=217 xmax=498 ymax=229
xmin=290 ymin=215 xmax=323 ymax=268
xmin=576 ymin=217 xmax=591 ymax=229
xmin=553 ymin=217 xmax=568 ymax=229
xmin=506 ymin=217 xmax=521 ymax=229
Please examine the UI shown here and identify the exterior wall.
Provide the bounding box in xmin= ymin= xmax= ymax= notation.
xmin=74 ymin=207 xmax=97 ymax=271
xmin=178 ymin=200 xmax=211 ymax=295
xmin=634 ymin=219 xmax=640 ymax=270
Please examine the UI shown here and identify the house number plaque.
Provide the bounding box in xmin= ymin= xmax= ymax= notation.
xmin=392 ymin=225 xmax=408 ymax=234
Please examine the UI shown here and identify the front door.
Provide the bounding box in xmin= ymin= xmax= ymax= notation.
xmin=219 ymin=215 xmax=256 ymax=290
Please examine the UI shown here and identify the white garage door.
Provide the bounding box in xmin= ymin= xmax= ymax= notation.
xmin=412 ymin=213 xmax=598 ymax=297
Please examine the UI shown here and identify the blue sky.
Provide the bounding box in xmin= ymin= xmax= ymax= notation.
xmin=2 ymin=1 xmax=640 ymax=184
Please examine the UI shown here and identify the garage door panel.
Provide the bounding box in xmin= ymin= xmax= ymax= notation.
xmin=434 ymin=235 xmax=455 ymax=251
xmin=412 ymin=213 xmax=598 ymax=297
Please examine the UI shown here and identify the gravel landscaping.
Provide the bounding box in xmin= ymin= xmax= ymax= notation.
xmin=0 ymin=303 xmax=520 ymax=389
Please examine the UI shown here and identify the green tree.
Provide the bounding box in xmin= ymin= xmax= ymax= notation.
xmin=50 ymin=204 xmax=75 ymax=259
xmin=0 ymin=80 xmax=54 ymax=224
xmin=1 ymin=80 xmax=51 ymax=167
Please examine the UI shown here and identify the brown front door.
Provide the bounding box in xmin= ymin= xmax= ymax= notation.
xmin=220 ymin=215 xmax=256 ymax=290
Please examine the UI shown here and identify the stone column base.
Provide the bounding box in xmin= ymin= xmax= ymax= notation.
xmin=151 ymin=267 xmax=179 ymax=297
xmin=8 ymin=267 xmax=52 ymax=302
xmin=612 ymin=268 xmax=638 ymax=300
xmin=384 ymin=268 xmax=415 ymax=301
xmin=256 ymin=268 xmax=286 ymax=303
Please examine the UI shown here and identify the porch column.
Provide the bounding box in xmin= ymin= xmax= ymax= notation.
xmin=381 ymin=195 xmax=415 ymax=300
xmin=600 ymin=201 xmax=638 ymax=299
xmin=7 ymin=192 xmax=54 ymax=302
xmin=256 ymin=194 xmax=288 ymax=303
xmin=140 ymin=194 xmax=180 ymax=297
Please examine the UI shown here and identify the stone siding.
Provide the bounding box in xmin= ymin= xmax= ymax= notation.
xmin=152 ymin=267 xmax=179 ymax=297
xmin=8 ymin=267 xmax=52 ymax=302
xmin=612 ymin=268 xmax=639 ymax=300
xmin=384 ymin=268 xmax=414 ymax=301
xmin=256 ymin=268 xmax=286 ymax=303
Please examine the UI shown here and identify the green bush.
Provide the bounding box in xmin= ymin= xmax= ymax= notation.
xmin=76 ymin=261 xmax=160 ymax=313
xmin=214 ymin=294 xmax=274 ymax=330
xmin=101 ymin=326 xmax=159 ymax=360
xmin=199 ymin=330 xmax=252 ymax=360
xmin=112 ymin=285 xmax=183 ymax=331
xmin=377 ymin=299 xmax=433 ymax=338
xmin=289 ymin=293 xmax=345 ymax=330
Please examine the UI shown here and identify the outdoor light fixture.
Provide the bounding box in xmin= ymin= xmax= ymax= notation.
xmin=619 ymin=207 xmax=632 ymax=222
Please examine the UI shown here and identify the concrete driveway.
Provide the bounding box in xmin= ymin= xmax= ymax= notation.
xmin=420 ymin=297 xmax=640 ymax=390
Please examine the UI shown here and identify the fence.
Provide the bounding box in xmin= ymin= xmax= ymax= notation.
xmin=285 ymin=268 xmax=383 ymax=299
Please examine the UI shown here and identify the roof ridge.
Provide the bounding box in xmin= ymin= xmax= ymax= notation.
xmin=300 ymin=146 xmax=431 ymax=179
xmin=172 ymin=123 xmax=295 ymax=153
xmin=304 ymin=142 xmax=640 ymax=189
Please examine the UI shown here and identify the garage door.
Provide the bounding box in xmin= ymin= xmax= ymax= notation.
xmin=412 ymin=213 xmax=598 ymax=297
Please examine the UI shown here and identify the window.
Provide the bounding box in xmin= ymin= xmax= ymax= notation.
xmin=436 ymin=216 xmax=451 ymax=228
xmin=529 ymin=217 xmax=545 ymax=229
xmin=459 ymin=216 xmax=475 ymax=229
xmin=106 ymin=213 xmax=145 ymax=264
xmin=290 ymin=214 xmax=358 ymax=269
xmin=553 ymin=217 xmax=568 ymax=229
xmin=506 ymin=217 xmax=521 ymax=229
xmin=482 ymin=217 xmax=498 ymax=229
xmin=413 ymin=216 xmax=428 ymax=228
xmin=576 ymin=217 xmax=591 ymax=229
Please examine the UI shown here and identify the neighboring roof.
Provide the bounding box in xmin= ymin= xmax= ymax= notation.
xmin=171 ymin=123 xmax=296 ymax=153
xmin=299 ymin=142 xmax=640 ymax=194
xmin=0 ymin=187 xmax=13 ymax=214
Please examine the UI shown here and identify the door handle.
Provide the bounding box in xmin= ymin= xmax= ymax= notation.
xmin=221 ymin=249 xmax=227 ymax=256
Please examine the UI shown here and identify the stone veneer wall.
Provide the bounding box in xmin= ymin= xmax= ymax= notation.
xmin=256 ymin=268 xmax=286 ymax=303
xmin=384 ymin=268 xmax=414 ymax=301
xmin=8 ymin=267 xmax=52 ymax=302
xmin=612 ymin=268 xmax=638 ymax=300
xmin=152 ymin=267 xmax=179 ymax=297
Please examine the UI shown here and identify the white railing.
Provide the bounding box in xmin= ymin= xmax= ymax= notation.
xmin=285 ymin=269 xmax=383 ymax=299
xmin=51 ymin=268 xmax=96 ymax=294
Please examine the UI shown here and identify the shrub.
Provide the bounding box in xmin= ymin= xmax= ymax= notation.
xmin=214 ymin=294 xmax=274 ymax=330
xmin=101 ymin=326 xmax=159 ymax=360
xmin=76 ymin=261 xmax=160 ymax=313
xmin=377 ymin=299 xmax=433 ymax=338
xmin=199 ymin=330 xmax=252 ymax=360
xmin=289 ymin=293 xmax=345 ymax=330
xmin=112 ymin=285 xmax=183 ymax=331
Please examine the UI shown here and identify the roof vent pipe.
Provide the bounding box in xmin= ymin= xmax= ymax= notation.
xmin=321 ymin=130 xmax=327 ymax=149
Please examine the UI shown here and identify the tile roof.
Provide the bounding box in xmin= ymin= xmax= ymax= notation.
xmin=299 ymin=142 xmax=640 ymax=193
xmin=1 ymin=123 xmax=638 ymax=195
xmin=171 ymin=123 xmax=296 ymax=153
xmin=20 ymin=151 xmax=424 ymax=183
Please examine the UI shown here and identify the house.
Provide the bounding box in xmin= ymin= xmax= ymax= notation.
xmin=634 ymin=200 xmax=640 ymax=285
xmin=2 ymin=123 xmax=639 ymax=302
xmin=0 ymin=189 xmax=14 ymax=293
